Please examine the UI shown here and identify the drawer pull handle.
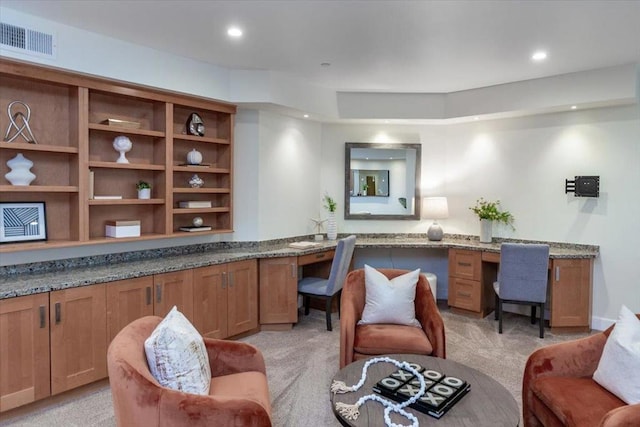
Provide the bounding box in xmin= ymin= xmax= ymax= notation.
xmin=459 ymin=292 xmax=471 ymax=297
xmin=55 ymin=302 xmax=61 ymax=324
xmin=315 ymin=254 xmax=325 ymax=259
xmin=39 ymin=305 xmax=46 ymax=328
xmin=229 ymin=272 xmax=234 ymax=288
xmin=458 ymin=262 xmax=472 ymax=267
xmin=156 ymin=284 xmax=162 ymax=303
xmin=555 ymin=266 xmax=560 ymax=282
xmin=222 ymin=272 xmax=227 ymax=289
xmin=146 ymin=287 xmax=152 ymax=305
xmin=291 ymin=264 xmax=296 ymax=278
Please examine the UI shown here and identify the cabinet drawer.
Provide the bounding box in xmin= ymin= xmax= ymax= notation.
xmin=448 ymin=277 xmax=481 ymax=312
xmin=298 ymin=250 xmax=335 ymax=266
xmin=448 ymin=249 xmax=481 ymax=280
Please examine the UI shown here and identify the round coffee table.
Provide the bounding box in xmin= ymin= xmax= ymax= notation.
xmin=330 ymin=354 xmax=519 ymax=426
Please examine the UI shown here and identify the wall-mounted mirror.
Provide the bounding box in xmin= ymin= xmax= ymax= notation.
xmin=345 ymin=142 xmax=421 ymax=220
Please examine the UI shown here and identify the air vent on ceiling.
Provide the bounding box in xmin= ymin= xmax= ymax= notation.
xmin=0 ymin=22 xmax=56 ymax=58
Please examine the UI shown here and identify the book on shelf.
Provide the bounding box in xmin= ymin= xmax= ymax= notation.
xmin=93 ymin=195 xmax=123 ymax=200
xmin=288 ymin=241 xmax=320 ymax=249
xmin=179 ymin=225 xmax=212 ymax=232
xmin=178 ymin=201 xmax=212 ymax=208
xmin=102 ymin=118 xmax=141 ymax=129
xmin=178 ymin=163 xmax=212 ymax=167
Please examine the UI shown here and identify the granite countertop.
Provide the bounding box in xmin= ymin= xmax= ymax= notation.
xmin=0 ymin=234 xmax=598 ymax=299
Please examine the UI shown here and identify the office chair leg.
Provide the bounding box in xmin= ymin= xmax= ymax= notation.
xmin=539 ymin=302 xmax=545 ymax=339
xmin=498 ymin=299 xmax=503 ymax=334
xmin=494 ymin=293 xmax=499 ymax=320
xmin=531 ymin=305 xmax=537 ymax=324
xmin=325 ymin=297 xmax=333 ymax=331
xmin=304 ymin=295 xmax=310 ymax=315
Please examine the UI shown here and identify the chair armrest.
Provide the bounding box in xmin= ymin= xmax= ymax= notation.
xmin=204 ymin=339 xmax=266 ymax=377
xmin=340 ymin=270 xmax=367 ymax=368
xmin=522 ymin=331 xmax=607 ymax=427
xmin=600 ymin=403 xmax=640 ymax=427
xmin=414 ymin=278 xmax=446 ymax=359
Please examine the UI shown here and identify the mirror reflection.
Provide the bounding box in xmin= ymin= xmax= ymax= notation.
xmin=345 ymin=142 xmax=421 ymax=220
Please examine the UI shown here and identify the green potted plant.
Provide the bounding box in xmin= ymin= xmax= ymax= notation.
xmin=469 ymin=198 xmax=514 ymax=242
xmin=323 ymin=193 xmax=338 ymax=240
xmin=136 ymin=180 xmax=151 ymax=199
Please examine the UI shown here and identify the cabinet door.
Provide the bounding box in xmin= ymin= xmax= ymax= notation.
xmin=193 ymin=265 xmax=228 ymax=339
xmin=259 ymin=257 xmax=298 ymax=324
xmin=227 ymin=260 xmax=258 ymax=337
xmin=106 ymin=276 xmax=154 ymax=343
xmin=448 ymin=277 xmax=481 ymax=312
xmin=0 ymin=293 xmax=50 ymax=412
xmin=550 ymin=259 xmax=593 ymax=328
xmin=50 ymin=284 xmax=107 ymax=395
xmin=153 ymin=270 xmax=193 ymax=319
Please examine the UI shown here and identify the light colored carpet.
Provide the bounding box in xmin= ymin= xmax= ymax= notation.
xmin=0 ymin=305 xmax=591 ymax=426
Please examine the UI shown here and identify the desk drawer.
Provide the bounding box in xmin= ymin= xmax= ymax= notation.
xmin=298 ymin=250 xmax=335 ymax=266
xmin=449 ymin=249 xmax=481 ymax=280
xmin=448 ymin=277 xmax=481 ymax=312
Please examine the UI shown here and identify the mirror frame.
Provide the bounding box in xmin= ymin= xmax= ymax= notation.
xmin=344 ymin=142 xmax=422 ymax=220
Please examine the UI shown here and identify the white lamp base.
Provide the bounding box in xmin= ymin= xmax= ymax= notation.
xmin=427 ymin=222 xmax=444 ymax=241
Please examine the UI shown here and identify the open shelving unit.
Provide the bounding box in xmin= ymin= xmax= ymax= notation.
xmin=0 ymin=58 xmax=236 ymax=253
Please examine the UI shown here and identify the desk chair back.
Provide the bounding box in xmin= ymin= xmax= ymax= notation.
xmin=494 ymin=243 xmax=550 ymax=338
xmin=325 ymin=235 xmax=357 ymax=296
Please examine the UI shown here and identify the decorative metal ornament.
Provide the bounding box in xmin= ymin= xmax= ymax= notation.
xmin=189 ymin=174 xmax=204 ymax=188
xmin=192 ymin=216 xmax=204 ymax=227
xmin=3 ymin=101 xmax=38 ymax=144
xmin=186 ymin=113 xmax=205 ymax=136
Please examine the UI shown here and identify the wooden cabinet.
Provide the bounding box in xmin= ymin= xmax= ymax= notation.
xmin=259 ymin=257 xmax=298 ymax=327
xmin=0 ymin=293 xmax=50 ymax=412
xmin=106 ymin=276 xmax=154 ymax=343
xmin=0 ymin=58 xmax=236 ymax=253
xmin=550 ymin=258 xmax=593 ymax=329
xmin=448 ymin=249 xmax=493 ymax=317
xmin=153 ymin=270 xmax=193 ymax=319
xmin=193 ymin=260 xmax=258 ymax=339
xmin=49 ymin=284 xmax=107 ymax=395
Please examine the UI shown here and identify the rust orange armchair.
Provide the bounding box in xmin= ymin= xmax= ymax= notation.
xmin=523 ymin=314 xmax=640 ymax=427
xmin=339 ymin=268 xmax=446 ymax=368
xmin=107 ymin=316 xmax=272 ymax=427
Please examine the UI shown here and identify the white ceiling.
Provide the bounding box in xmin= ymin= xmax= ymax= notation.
xmin=3 ymin=0 xmax=640 ymax=94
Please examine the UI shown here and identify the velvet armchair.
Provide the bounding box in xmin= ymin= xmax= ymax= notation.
xmin=107 ymin=316 xmax=272 ymax=427
xmin=523 ymin=314 xmax=640 ymax=427
xmin=339 ymin=268 xmax=446 ymax=368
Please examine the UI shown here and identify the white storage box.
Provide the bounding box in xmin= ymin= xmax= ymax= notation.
xmin=105 ymin=220 xmax=141 ymax=238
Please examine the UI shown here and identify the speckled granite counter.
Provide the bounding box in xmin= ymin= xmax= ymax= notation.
xmin=0 ymin=234 xmax=598 ymax=299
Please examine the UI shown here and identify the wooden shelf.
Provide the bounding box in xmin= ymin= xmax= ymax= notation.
xmin=173 ymin=166 xmax=230 ymax=174
xmin=173 ymin=207 xmax=230 ymax=214
xmin=88 ymin=123 xmax=165 ymax=138
xmin=173 ymin=187 xmax=231 ymax=194
xmin=172 ymin=134 xmax=230 ymax=144
xmin=0 ymin=142 xmax=79 ymax=154
xmin=88 ymin=161 xmax=165 ymax=171
xmin=89 ymin=198 xmax=165 ymax=205
xmin=0 ymin=185 xmax=79 ymax=193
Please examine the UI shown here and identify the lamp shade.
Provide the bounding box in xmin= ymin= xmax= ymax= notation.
xmin=422 ymin=197 xmax=449 ymax=219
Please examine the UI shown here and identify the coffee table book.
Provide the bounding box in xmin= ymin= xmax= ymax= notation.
xmin=373 ymin=366 xmax=470 ymax=419
xmin=179 ymin=225 xmax=212 ymax=232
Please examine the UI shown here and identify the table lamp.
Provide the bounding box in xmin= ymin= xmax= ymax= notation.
xmin=422 ymin=197 xmax=449 ymax=241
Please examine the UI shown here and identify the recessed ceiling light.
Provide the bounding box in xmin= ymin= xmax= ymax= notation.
xmin=303 ymin=114 xmax=309 ymax=118
xmin=571 ymin=105 xmax=577 ymax=110
xmin=227 ymin=27 xmax=243 ymax=38
xmin=474 ymin=117 xmax=479 ymax=121
xmin=531 ymin=50 xmax=547 ymax=61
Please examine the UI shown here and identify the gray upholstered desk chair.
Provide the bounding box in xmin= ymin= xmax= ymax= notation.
xmin=493 ymin=243 xmax=550 ymax=338
xmin=298 ymin=235 xmax=356 ymax=331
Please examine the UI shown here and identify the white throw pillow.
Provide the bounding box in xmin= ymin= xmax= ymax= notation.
xmin=358 ymin=265 xmax=421 ymax=327
xmin=593 ymin=305 xmax=640 ymax=404
xmin=144 ymin=306 xmax=211 ymax=395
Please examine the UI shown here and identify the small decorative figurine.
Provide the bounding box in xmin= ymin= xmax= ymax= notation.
xmin=192 ymin=216 xmax=204 ymax=227
xmin=186 ymin=148 xmax=203 ymax=165
xmin=3 ymin=101 xmax=38 ymax=144
xmin=189 ymin=174 xmax=204 ymax=188
xmin=112 ymin=135 xmax=132 ymax=163
xmin=186 ymin=113 xmax=205 ymax=136
xmin=5 ymin=153 xmax=36 ymax=185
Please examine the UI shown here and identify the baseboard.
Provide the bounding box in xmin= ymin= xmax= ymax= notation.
xmin=591 ymin=315 xmax=615 ymax=331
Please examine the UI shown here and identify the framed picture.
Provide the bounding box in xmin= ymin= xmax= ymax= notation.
xmin=0 ymin=202 xmax=47 ymax=243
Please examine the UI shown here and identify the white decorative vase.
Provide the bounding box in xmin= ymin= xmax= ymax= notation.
xmin=480 ymin=219 xmax=492 ymax=243
xmin=326 ymin=212 xmax=338 ymax=240
xmin=187 ymin=149 xmax=203 ymax=165
xmin=5 ymin=153 xmax=36 ymax=186
xmin=138 ymin=188 xmax=151 ymax=199
xmin=113 ymin=136 xmax=132 ymax=164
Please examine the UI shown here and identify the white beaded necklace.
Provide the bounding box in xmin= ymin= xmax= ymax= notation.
xmin=331 ymin=356 xmax=426 ymax=427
